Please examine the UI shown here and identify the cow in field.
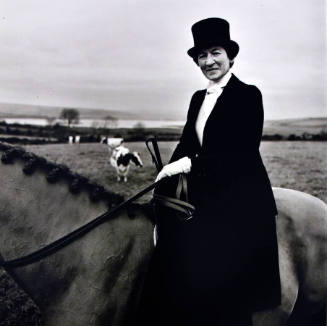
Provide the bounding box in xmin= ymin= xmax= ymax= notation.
xmin=100 ymin=137 xmax=124 ymax=149
xmin=75 ymin=135 xmax=80 ymax=144
xmin=68 ymin=135 xmax=81 ymax=144
xmin=110 ymin=145 xmax=143 ymax=182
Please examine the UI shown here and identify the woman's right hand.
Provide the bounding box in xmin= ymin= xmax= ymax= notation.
xmin=155 ymin=157 xmax=192 ymax=182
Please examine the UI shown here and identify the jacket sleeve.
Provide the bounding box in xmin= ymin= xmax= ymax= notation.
xmin=191 ymin=86 xmax=264 ymax=175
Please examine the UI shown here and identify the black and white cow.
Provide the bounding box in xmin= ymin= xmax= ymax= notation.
xmin=100 ymin=137 xmax=124 ymax=149
xmin=110 ymin=145 xmax=143 ymax=182
xmin=68 ymin=135 xmax=81 ymax=144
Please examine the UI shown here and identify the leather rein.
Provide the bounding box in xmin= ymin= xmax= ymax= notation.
xmin=0 ymin=137 xmax=194 ymax=269
xmin=0 ymin=178 xmax=164 ymax=269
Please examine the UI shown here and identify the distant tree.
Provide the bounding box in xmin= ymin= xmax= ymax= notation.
xmin=288 ymin=134 xmax=297 ymax=141
xmin=133 ymin=122 xmax=145 ymax=130
xmin=103 ymin=115 xmax=118 ymax=128
xmin=60 ymin=108 xmax=79 ymax=126
xmin=319 ymin=130 xmax=327 ymax=140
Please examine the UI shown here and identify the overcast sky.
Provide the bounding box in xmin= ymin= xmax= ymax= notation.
xmin=0 ymin=0 xmax=325 ymax=120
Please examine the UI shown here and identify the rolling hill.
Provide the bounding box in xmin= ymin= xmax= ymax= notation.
xmin=0 ymin=102 xmax=138 ymax=120
xmin=0 ymin=102 xmax=326 ymax=137
xmin=263 ymin=117 xmax=327 ymax=136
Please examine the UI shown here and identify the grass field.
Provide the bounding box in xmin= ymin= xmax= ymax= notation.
xmin=24 ymin=141 xmax=327 ymax=204
xmin=263 ymin=117 xmax=327 ymax=137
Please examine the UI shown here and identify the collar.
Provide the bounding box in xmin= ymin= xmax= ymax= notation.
xmin=206 ymin=70 xmax=232 ymax=92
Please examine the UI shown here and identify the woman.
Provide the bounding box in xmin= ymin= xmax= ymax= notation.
xmin=137 ymin=17 xmax=281 ymax=326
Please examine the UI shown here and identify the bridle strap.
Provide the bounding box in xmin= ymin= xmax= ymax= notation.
xmin=153 ymin=196 xmax=194 ymax=221
xmin=153 ymin=193 xmax=195 ymax=211
xmin=153 ymin=173 xmax=195 ymax=221
xmin=176 ymin=173 xmax=189 ymax=202
xmin=0 ymin=178 xmax=166 ymax=269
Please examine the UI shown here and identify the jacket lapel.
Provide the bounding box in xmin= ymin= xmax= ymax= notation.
xmin=188 ymin=74 xmax=241 ymax=149
xmin=208 ymin=73 xmax=239 ymax=115
xmin=191 ymin=90 xmax=206 ymax=123
xmin=187 ymin=90 xmax=205 ymax=149
xmin=200 ymin=74 xmax=240 ymax=145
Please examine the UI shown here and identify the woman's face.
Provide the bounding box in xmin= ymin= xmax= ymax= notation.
xmin=197 ymin=46 xmax=233 ymax=82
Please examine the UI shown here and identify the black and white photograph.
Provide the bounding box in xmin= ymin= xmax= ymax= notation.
xmin=0 ymin=1 xmax=326 ymax=325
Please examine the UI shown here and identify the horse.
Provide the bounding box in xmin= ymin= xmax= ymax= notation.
xmin=0 ymin=142 xmax=326 ymax=326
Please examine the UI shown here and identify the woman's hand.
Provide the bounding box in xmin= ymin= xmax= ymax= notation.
xmin=155 ymin=157 xmax=192 ymax=182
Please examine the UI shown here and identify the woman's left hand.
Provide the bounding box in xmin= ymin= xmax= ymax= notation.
xmin=155 ymin=157 xmax=192 ymax=182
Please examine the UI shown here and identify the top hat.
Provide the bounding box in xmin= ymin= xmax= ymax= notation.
xmin=187 ymin=18 xmax=239 ymax=60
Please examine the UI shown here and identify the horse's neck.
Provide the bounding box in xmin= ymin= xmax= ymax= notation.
xmin=0 ymin=156 xmax=109 ymax=259
xmin=0 ymin=150 xmax=154 ymax=323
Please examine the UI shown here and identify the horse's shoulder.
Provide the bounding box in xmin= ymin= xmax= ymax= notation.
xmin=273 ymin=187 xmax=327 ymax=261
xmin=273 ymin=187 xmax=327 ymax=218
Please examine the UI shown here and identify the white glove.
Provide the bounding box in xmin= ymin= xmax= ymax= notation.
xmin=155 ymin=157 xmax=192 ymax=182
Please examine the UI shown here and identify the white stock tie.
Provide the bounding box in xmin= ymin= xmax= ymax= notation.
xmin=206 ymin=85 xmax=222 ymax=94
xmin=195 ymin=86 xmax=224 ymax=145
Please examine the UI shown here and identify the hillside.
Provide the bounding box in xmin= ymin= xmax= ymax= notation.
xmin=0 ymin=102 xmax=326 ymax=138
xmin=263 ymin=117 xmax=327 ymax=136
xmin=0 ymin=102 xmax=138 ymax=120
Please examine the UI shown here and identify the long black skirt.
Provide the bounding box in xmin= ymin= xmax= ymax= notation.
xmin=136 ymin=199 xmax=281 ymax=326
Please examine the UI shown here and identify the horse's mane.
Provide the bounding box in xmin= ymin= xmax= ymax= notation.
xmin=0 ymin=142 xmax=124 ymax=208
